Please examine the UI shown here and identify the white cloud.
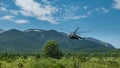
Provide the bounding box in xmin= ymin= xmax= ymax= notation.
xmin=95 ymin=7 xmax=109 ymax=13
xmin=0 ymin=0 xmax=96 ymax=24
xmin=60 ymin=5 xmax=88 ymax=21
xmin=0 ymin=7 xmax=7 ymax=11
xmin=9 ymin=10 xmax=18 ymax=15
xmin=95 ymin=8 xmax=100 ymax=12
xmin=69 ymin=15 xmax=88 ymax=20
xmin=19 ymin=11 xmax=32 ymax=16
xmin=0 ymin=15 xmax=28 ymax=24
xmin=0 ymin=5 xmax=18 ymax=15
xmin=113 ymin=0 xmax=120 ymax=9
xmin=0 ymin=15 xmax=14 ymax=20
xmin=15 ymin=0 xmax=58 ymax=24
xmin=1 ymin=0 xmax=110 ymax=24
xmin=42 ymin=0 xmax=51 ymax=4
xmin=101 ymin=7 xmax=109 ymax=13
xmin=87 ymin=11 xmax=92 ymax=15
xmin=83 ymin=6 xmax=89 ymax=10
xmin=14 ymin=19 xmax=28 ymax=24
xmin=63 ymin=14 xmax=88 ymax=21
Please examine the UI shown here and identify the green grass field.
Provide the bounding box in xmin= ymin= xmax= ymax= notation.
xmin=0 ymin=53 xmax=120 ymax=68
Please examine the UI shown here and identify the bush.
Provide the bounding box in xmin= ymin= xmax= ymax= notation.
xmin=42 ymin=40 xmax=62 ymax=59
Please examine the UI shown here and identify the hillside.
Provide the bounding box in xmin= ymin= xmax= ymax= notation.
xmin=0 ymin=29 xmax=116 ymax=53
xmin=0 ymin=28 xmax=4 ymax=33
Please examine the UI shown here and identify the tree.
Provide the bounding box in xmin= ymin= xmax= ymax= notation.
xmin=42 ymin=40 xmax=62 ymax=59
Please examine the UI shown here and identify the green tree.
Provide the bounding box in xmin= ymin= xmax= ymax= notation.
xmin=42 ymin=40 xmax=62 ymax=59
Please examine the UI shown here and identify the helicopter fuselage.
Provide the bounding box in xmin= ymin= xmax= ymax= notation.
xmin=68 ymin=32 xmax=84 ymax=40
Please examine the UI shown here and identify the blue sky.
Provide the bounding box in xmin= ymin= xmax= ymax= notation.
xmin=0 ymin=0 xmax=120 ymax=48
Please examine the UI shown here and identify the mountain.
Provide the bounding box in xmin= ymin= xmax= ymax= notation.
xmin=86 ymin=37 xmax=114 ymax=48
xmin=0 ymin=29 xmax=116 ymax=53
xmin=0 ymin=28 xmax=4 ymax=33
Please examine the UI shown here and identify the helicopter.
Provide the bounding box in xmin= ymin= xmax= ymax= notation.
xmin=68 ymin=27 xmax=84 ymax=40
xmin=67 ymin=27 xmax=91 ymax=40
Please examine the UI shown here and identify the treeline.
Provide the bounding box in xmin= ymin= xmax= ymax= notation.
xmin=0 ymin=49 xmax=119 ymax=61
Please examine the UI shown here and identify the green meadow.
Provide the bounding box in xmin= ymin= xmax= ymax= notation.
xmin=0 ymin=51 xmax=119 ymax=68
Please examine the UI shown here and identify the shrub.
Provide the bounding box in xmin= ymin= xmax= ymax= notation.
xmin=42 ymin=40 xmax=62 ymax=59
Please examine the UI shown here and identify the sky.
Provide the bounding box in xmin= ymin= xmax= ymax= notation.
xmin=0 ymin=0 xmax=120 ymax=48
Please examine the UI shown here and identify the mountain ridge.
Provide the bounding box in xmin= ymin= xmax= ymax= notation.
xmin=0 ymin=28 xmax=116 ymax=53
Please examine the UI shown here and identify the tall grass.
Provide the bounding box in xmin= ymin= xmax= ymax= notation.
xmin=0 ymin=53 xmax=119 ymax=68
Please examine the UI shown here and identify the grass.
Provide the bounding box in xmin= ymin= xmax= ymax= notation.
xmin=0 ymin=56 xmax=119 ymax=68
